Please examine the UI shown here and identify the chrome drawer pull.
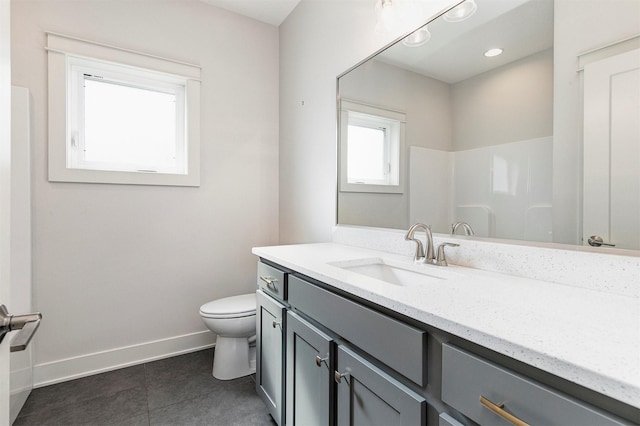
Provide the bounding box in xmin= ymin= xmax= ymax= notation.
xmin=259 ymin=275 xmax=278 ymax=291
xmin=480 ymin=396 xmax=530 ymax=426
xmin=315 ymin=355 xmax=329 ymax=368
xmin=334 ymin=370 xmax=350 ymax=385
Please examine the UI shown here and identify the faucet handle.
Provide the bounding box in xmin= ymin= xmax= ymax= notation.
xmin=435 ymin=242 xmax=459 ymax=266
xmin=407 ymin=238 xmax=425 ymax=261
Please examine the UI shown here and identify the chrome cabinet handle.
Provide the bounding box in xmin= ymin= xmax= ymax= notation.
xmin=334 ymin=370 xmax=350 ymax=384
xmin=479 ymin=395 xmax=530 ymax=426
xmin=0 ymin=304 xmax=42 ymax=352
xmin=587 ymin=235 xmax=615 ymax=247
xmin=315 ymin=355 xmax=329 ymax=367
xmin=259 ymin=275 xmax=278 ymax=291
xmin=272 ymin=320 xmax=282 ymax=330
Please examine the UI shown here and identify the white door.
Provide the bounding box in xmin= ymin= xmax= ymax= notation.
xmin=1 ymin=0 xmax=14 ymax=423
xmin=2 ymin=4 xmax=39 ymax=424
xmin=7 ymin=87 xmax=35 ymax=424
xmin=583 ymin=48 xmax=640 ymax=250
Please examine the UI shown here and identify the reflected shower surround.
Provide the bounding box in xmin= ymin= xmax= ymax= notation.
xmin=409 ymin=136 xmax=553 ymax=242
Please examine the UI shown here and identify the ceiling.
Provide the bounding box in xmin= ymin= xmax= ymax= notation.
xmin=377 ymin=0 xmax=553 ymax=84
xmin=199 ymin=0 xmax=301 ymax=26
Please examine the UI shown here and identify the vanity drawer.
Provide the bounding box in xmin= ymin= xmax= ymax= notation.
xmin=257 ymin=261 xmax=287 ymax=301
xmin=441 ymin=344 xmax=628 ymax=426
xmin=288 ymin=275 xmax=426 ymax=385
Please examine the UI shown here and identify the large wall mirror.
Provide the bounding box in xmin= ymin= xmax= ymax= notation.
xmin=337 ymin=0 xmax=640 ymax=251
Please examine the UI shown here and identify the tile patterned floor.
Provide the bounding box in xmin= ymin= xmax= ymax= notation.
xmin=14 ymin=349 xmax=275 ymax=426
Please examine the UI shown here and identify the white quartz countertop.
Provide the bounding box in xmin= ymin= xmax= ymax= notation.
xmin=252 ymin=242 xmax=640 ymax=409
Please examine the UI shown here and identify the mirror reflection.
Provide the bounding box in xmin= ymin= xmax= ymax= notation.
xmin=337 ymin=0 xmax=640 ymax=251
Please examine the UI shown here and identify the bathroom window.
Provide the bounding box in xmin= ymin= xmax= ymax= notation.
xmin=47 ymin=33 xmax=201 ymax=186
xmin=68 ymin=57 xmax=186 ymax=175
xmin=339 ymin=100 xmax=405 ymax=193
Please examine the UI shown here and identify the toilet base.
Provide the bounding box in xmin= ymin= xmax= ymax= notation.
xmin=212 ymin=336 xmax=256 ymax=380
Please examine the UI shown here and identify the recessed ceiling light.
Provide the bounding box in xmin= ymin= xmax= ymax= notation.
xmin=484 ymin=48 xmax=504 ymax=57
xmin=402 ymin=27 xmax=431 ymax=47
xmin=443 ymin=0 xmax=478 ymax=23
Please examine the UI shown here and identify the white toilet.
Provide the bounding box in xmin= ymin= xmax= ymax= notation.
xmin=199 ymin=293 xmax=257 ymax=380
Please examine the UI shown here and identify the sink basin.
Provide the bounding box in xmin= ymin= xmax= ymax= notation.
xmin=329 ymin=257 xmax=451 ymax=287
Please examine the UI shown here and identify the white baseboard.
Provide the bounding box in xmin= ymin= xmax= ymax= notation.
xmin=33 ymin=330 xmax=216 ymax=388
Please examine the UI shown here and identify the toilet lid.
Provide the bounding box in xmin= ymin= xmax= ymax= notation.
xmin=200 ymin=293 xmax=256 ymax=318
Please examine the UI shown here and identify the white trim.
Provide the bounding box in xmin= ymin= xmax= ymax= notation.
xmin=577 ymin=34 xmax=640 ymax=72
xmin=33 ymin=330 xmax=215 ymax=388
xmin=47 ymin=33 xmax=201 ymax=187
xmin=46 ymin=32 xmax=201 ymax=78
xmin=341 ymin=99 xmax=406 ymax=123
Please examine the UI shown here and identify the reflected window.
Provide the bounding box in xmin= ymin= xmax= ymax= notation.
xmin=339 ymin=100 xmax=405 ymax=193
xmin=347 ymin=113 xmax=397 ymax=185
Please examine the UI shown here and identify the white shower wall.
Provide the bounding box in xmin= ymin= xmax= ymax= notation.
xmin=409 ymin=147 xmax=453 ymax=232
xmin=410 ymin=136 xmax=553 ymax=242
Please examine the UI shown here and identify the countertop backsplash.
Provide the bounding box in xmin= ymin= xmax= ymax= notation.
xmin=333 ymin=225 xmax=640 ymax=298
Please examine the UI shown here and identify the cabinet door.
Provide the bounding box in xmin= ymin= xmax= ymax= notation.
xmin=286 ymin=311 xmax=334 ymax=426
xmin=256 ymin=290 xmax=286 ymax=425
xmin=335 ymin=345 xmax=426 ymax=426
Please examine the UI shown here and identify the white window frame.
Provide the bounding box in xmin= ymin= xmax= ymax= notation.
xmin=47 ymin=32 xmax=201 ymax=186
xmin=339 ymin=99 xmax=406 ymax=193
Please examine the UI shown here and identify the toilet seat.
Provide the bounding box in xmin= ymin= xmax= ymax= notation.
xmin=200 ymin=293 xmax=256 ymax=319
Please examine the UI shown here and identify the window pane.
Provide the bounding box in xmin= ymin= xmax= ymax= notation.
xmin=83 ymin=78 xmax=178 ymax=171
xmin=347 ymin=125 xmax=386 ymax=183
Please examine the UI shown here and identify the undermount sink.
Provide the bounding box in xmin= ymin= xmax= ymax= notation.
xmin=329 ymin=257 xmax=454 ymax=287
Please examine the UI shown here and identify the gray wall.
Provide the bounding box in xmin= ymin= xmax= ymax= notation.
xmin=12 ymin=0 xmax=279 ymax=385
xmin=452 ymin=49 xmax=553 ymax=151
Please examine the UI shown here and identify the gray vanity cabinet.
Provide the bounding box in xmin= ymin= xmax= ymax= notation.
xmin=335 ymin=344 xmax=427 ymax=425
xmin=441 ymin=344 xmax=630 ymax=426
xmin=288 ymin=274 xmax=428 ymax=425
xmin=256 ymin=289 xmax=287 ymax=426
xmin=256 ymin=259 xmax=638 ymax=426
xmin=286 ymin=311 xmax=333 ymax=426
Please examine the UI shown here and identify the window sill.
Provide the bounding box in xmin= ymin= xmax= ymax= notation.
xmin=48 ymin=167 xmax=200 ymax=187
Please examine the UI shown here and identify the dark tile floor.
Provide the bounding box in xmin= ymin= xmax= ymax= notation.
xmin=14 ymin=349 xmax=276 ymax=426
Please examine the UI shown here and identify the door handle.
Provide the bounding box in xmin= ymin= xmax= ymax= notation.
xmin=587 ymin=235 xmax=616 ymax=247
xmin=0 ymin=304 xmax=42 ymax=352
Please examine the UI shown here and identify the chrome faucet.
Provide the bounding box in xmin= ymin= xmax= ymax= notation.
xmin=451 ymin=221 xmax=474 ymax=236
xmin=406 ymin=223 xmax=460 ymax=266
xmin=404 ymin=223 xmax=434 ymax=263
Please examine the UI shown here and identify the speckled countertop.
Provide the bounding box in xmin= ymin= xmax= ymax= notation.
xmin=252 ymin=242 xmax=640 ymax=409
